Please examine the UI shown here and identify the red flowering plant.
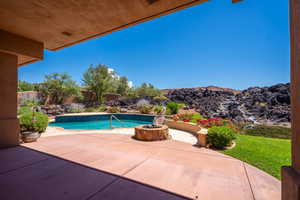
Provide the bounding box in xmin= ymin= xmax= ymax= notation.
xmin=198 ymin=118 xmax=229 ymax=128
xmin=197 ymin=119 xmax=210 ymax=128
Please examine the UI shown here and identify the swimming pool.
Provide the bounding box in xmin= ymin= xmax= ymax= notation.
xmin=49 ymin=114 xmax=154 ymax=130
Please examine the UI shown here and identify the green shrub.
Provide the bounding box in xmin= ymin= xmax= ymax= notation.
xmin=139 ymin=104 xmax=153 ymax=114
xmin=166 ymin=102 xmax=180 ymax=115
xmin=85 ymin=107 xmax=97 ymax=112
xmin=97 ymin=104 xmax=106 ymax=112
xmin=18 ymin=106 xmax=32 ymax=115
xmin=192 ymin=113 xmax=205 ymax=120
xmin=20 ymin=111 xmax=48 ymax=133
xmin=154 ymin=105 xmax=164 ymax=115
xmin=107 ymin=106 xmax=120 ymax=113
xmin=178 ymin=103 xmax=187 ymax=109
xmin=207 ymin=126 xmax=236 ymax=149
xmin=190 ymin=113 xmax=205 ymax=123
xmin=22 ymin=100 xmax=40 ymax=107
xmin=243 ymin=125 xmax=291 ymax=139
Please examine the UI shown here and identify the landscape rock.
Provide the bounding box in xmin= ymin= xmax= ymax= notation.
xmin=167 ymin=83 xmax=290 ymax=124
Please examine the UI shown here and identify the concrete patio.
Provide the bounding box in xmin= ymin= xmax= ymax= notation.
xmin=0 ymin=133 xmax=280 ymax=200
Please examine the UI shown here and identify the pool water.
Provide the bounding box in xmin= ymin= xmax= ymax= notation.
xmin=49 ymin=119 xmax=152 ymax=130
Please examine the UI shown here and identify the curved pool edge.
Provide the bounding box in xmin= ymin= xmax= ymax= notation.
xmin=55 ymin=112 xmax=156 ymax=118
xmin=49 ymin=113 xmax=155 ymax=130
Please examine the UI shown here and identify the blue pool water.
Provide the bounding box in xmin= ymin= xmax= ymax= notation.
xmin=50 ymin=119 xmax=151 ymax=130
xmin=49 ymin=114 xmax=154 ymax=130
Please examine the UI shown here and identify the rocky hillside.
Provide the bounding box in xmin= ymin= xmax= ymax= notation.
xmin=167 ymin=83 xmax=290 ymax=124
xmin=161 ymin=86 xmax=241 ymax=95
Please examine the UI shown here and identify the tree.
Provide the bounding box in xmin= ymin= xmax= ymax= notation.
xmin=82 ymin=65 xmax=117 ymax=103
xmin=135 ymin=83 xmax=162 ymax=98
xmin=18 ymin=81 xmax=36 ymax=92
xmin=38 ymin=73 xmax=81 ymax=104
xmin=116 ymin=76 xmax=129 ymax=96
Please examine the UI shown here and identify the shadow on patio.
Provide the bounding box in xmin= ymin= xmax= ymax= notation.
xmin=0 ymin=133 xmax=280 ymax=200
xmin=0 ymin=145 xmax=192 ymax=200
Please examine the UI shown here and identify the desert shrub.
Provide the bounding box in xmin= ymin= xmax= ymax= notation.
xmin=85 ymin=107 xmax=97 ymax=112
xmin=153 ymin=95 xmax=168 ymax=101
xmin=107 ymin=106 xmax=120 ymax=113
xmin=177 ymin=113 xmax=193 ymax=121
xmin=166 ymin=102 xmax=180 ymax=115
xmin=173 ymin=112 xmax=205 ymax=123
xmin=243 ymin=125 xmax=291 ymax=139
xmin=67 ymin=107 xmax=84 ymax=113
xmin=207 ymin=126 xmax=236 ymax=149
xmin=20 ymin=110 xmax=48 ymax=133
xmin=97 ymin=104 xmax=106 ymax=112
xmin=154 ymin=105 xmax=164 ymax=115
xmin=138 ymin=104 xmax=153 ymax=114
xmin=65 ymin=104 xmax=84 ymax=113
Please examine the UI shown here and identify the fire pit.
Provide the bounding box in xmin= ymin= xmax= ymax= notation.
xmin=134 ymin=124 xmax=169 ymax=141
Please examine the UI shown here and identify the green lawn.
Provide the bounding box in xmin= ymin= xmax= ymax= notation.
xmin=222 ymin=134 xmax=291 ymax=179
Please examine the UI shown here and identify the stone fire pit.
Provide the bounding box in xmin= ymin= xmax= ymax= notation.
xmin=134 ymin=125 xmax=169 ymax=141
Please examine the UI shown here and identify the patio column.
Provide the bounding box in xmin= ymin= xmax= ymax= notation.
xmin=282 ymin=0 xmax=300 ymax=199
xmin=0 ymin=52 xmax=20 ymax=147
xmin=0 ymin=30 xmax=43 ymax=148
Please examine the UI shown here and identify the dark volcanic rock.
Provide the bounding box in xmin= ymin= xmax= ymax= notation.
xmin=167 ymin=83 xmax=290 ymax=123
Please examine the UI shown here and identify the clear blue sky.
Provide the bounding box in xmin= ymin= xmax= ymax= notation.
xmin=18 ymin=0 xmax=290 ymax=90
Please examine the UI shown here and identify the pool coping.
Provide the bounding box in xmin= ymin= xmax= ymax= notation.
xmin=55 ymin=112 xmax=156 ymax=117
xmin=48 ymin=125 xmax=138 ymax=132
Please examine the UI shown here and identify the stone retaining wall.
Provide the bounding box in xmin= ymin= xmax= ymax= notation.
xmin=164 ymin=119 xmax=207 ymax=147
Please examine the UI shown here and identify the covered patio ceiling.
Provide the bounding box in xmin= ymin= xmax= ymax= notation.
xmin=0 ymin=0 xmax=241 ymax=66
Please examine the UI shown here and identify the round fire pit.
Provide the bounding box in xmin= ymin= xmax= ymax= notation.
xmin=134 ymin=125 xmax=169 ymax=141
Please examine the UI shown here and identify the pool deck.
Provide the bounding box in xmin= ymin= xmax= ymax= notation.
xmin=0 ymin=133 xmax=280 ymax=200
xmin=44 ymin=127 xmax=199 ymax=145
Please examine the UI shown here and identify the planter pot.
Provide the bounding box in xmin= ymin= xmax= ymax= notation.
xmin=21 ymin=132 xmax=40 ymax=143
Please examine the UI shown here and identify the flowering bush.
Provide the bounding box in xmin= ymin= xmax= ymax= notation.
xmin=198 ymin=118 xmax=228 ymax=128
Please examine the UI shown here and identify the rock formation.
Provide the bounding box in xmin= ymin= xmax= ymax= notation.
xmin=167 ymin=83 xmax=290 ymax=124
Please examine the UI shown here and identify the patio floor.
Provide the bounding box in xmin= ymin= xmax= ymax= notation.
xmin=0 ymin=133 xmax=280 ymax=200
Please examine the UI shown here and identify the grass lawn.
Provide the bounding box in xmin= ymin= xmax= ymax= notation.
xmin=222 ymin=134 xmax=291 ymax=179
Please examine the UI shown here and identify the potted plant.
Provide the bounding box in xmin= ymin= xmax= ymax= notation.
xmin=19 ymin=108 xmax=49 ymax=143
